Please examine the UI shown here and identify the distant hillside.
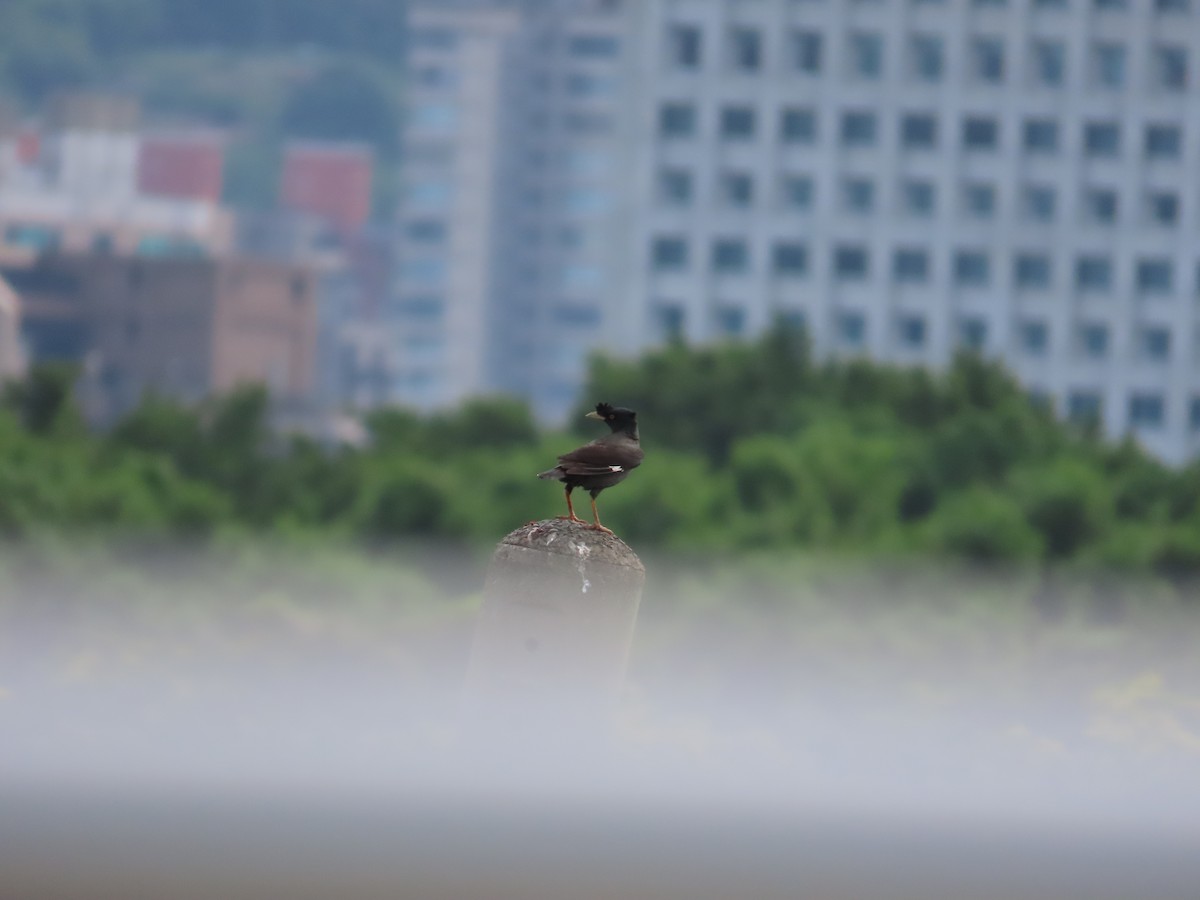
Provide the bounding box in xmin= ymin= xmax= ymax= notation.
xmin=0 ymin=0 xmax=408 ymax=106
xmin=0 ymin=0 xmax=408 ymax=211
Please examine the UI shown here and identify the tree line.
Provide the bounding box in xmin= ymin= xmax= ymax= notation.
xmin=3 ymin=328 xmax=1200 ymax=587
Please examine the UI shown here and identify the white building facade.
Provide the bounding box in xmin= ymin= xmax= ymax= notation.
xmin=394 ymin=0 xmax=628 ymax=418
xmin=394 ymin=0 xmax=1200 ymax=461
xmin=619 ymin=0 xmax=1200 ymax=462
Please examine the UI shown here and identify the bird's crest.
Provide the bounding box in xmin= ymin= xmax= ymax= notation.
xmin=595 ymin=402 xmax=616 ymax=418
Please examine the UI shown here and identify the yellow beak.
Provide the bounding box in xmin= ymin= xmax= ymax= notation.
xmin=585 ymin=410 xmax=604 ymax=421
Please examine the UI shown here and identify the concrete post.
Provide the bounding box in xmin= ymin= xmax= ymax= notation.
xmin=462 ymin=518 xmax=645 ymax=733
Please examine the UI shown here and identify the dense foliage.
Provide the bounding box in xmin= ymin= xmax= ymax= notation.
xmin=3 ymin=330 xmax=1200 ymax=584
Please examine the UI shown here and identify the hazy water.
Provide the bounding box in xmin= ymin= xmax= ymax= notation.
xmin=1 ymin=544 xmax=1198 ymax=897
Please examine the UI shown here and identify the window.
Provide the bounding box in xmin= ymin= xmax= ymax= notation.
xmin=972 ymin=37 xmax=1005 ymax=83
xmin=1067 ymin=392 xmax=1102 ymax=424
xmin=411 ymin=104 xmax=458 ymax=130
xmin=554 ymin=305 xmax=601 ymax=328
xmin=720 ymin=105 xmax=756 ymax=139
xmin=1141 ymin=326 xmax=1172 ymax=360
xmin=652 ymin=236 xmax=689 ymax=270
xmin=1019 ymin=320 xmax=1049 ymax=355
xmin=960 ymin=317 xmax=988 ymax=350
xmin=963 ymin=182 xmax=997 ymax=219
xmin=834 ymin=245 xmax=870 ymax=280
xmin=668 ymin=24 xmax=702 ymax=68
xmin=1147 ymin=191 xmax=1179 ymax=227
xmin=780 ymin=107 xmax=817 ymax=143
xmin=901 ymin=113 xmax=937 ymax=149
xmin=910 ymin=35 xmax=944 ymax=82
xmin=400 ymin=258 xmax=446 ymax=285
xmin=1145 ymin=124 xmax=1182 ymax=159
xmin=564 ymin=112 xmax=612 ymax=134
xmin=658 ymin=168 xmax=694 ymax=206
xmin=716 ymin=306 xmax=746 ymax=336
xmin=898 ymin=315 xmax=927 ymax=347
xmin=1015 ymin=253 xmax=1052 ymax=289
xmin=397 ymin=296 xmax=444 ymax=320
xmin=792 ymin=29 xmax=822 ymax=73
xmin=729 ymin=27 xmax=762 ymax=71
xmin=842 ymin=177 xmax=876 ymax=214
xmin=1076 ymin=255 xmax=1113 ymax=292
xmin=772 ymin=242 xmax=808 ymax=276
xmin=1129 ymin=393 xmax=1165 ymax=429
xmin=955 ymin=250 xmax=991 ymax=286
xmin=655 ymin=303 xmax=685 ymax=340
xmin=1023 ymin=184 xmax=1057 ymax=222
xmin=962 ymin=116 xmax=999 ymax=151
xmin=1154 ymin=44 xmax=1188 ymax=91
xmin=1085 ymin=188 xmax=1119 ymax=225
xmin=893 ymin=248 xmax=930 ymax=283
xmin=780 ymin=175 xmax=815 ymax=210
xmin=1031 ymin=40 xmax=1066 ymax=86
xmin=1092 ymin=43 xmax=1126 ymax=89
xmin=659 ymin=102 xmax=697 ymax=137
xmin=1136 ymin=258 xmax=1174 ymax=294
xmin=712 ymin=238 xmax=749 ymax=272
xmin=1079 ymin=322 xmax=1110 ymax=358
xmin=721 ymin=171 xmax=754 ymax=208
xmin=405 ymin=181 xmax=452 ymax=209
xmin=902 ymin=179 xmax=936 ymax=217
xmin=1084 ymin=122 xmax=1121 ymax=158
xmin=566 ymin=75 xmax=617 ymax=98
xmin=406 ymin=220 xmax=447 ymax=243
xmin=837 ymin=310 xmax=866 ymax=346
xmin=849 ymin=32 xmax=884 ymax=79
xmin=1023 ymin=118 xmax=1059 ymax=153
xmin=569 ymin=34 xmax=619 ymax=58
xmin=841 ymin=111 xmax=878 ymax=147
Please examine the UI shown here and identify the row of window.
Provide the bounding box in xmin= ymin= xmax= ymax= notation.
xmin=655 ymin=302 xmax=1181 ymax=362
xmin=660 ymin=103 xmax=1191 ymax=159
xmin=410 ymin=27 xmax=618 ymax=59
xmin=666 ymin=23 xmax=1191 ymax=91
xmin=650 ymin=237 xmax=1200 ymax=295
xmin=658 ymin=169 xmax=1190 ymax=228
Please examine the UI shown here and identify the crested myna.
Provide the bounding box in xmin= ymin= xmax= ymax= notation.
xmin=537 ymin=402 xmax=643 ymax=533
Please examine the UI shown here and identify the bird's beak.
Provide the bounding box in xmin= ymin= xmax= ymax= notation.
xmin=585 ymin=411 xmax=604 ymax=420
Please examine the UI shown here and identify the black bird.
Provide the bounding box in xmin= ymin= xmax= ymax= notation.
xmin=537 ymin=402 xmax=644 ymax=533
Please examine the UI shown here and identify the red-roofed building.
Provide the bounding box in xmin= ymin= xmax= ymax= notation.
xmin=138 ymin=130 xmax=225 ymax=202
xmin=280 ymin=141 xmax=373 ymax=234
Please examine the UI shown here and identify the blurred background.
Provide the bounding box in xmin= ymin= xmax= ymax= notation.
xmin=2 ymin=1 xmax=1200 ymax=896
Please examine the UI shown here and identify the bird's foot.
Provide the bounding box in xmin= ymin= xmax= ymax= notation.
xmin=588 ymin=523 xmax=615 ymax=535
xmin=555 ymin=514 xmax=590 ymax=526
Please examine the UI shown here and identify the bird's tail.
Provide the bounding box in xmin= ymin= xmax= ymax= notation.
xmin=536 ymin=467 xmax=562 ymax=480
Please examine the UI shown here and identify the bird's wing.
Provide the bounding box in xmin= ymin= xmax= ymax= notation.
xmin=556 ymin=440 xmax=636 ymax=474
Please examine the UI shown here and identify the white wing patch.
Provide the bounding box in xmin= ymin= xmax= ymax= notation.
xmin=609 ymin=466 xmax=623 ymax=472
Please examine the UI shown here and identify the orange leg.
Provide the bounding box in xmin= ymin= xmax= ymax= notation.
xmin=556 ymin=486 xmax=588 ymax=524
xmin=589 ymin=496 xmax=614 ymax=534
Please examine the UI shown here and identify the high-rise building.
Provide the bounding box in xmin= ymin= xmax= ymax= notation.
xmin=618 ymin=0 xmax=1200 ymax=463
xmin=395 ymin=0 xmax=1200 ymax=461
xmin=393 ymin=0 xmax=627 ymax=418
